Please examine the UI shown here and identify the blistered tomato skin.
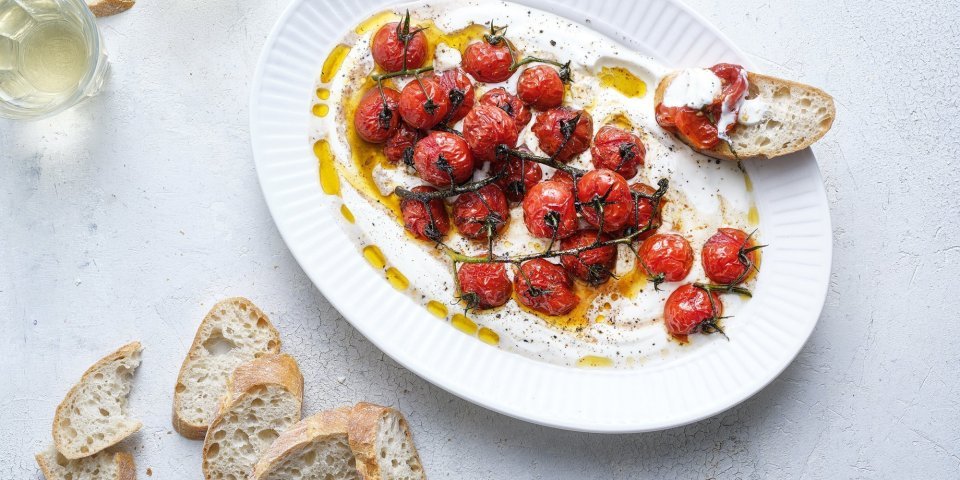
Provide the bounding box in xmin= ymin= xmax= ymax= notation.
xmin=479 ymin=88 xmax=531 ymax=133
xmin=462 ymin=104 xmax=519 ymax=162
xmin=532 ymin=107 xmax=594 ymax=162
xmin=490 ymin=151 xmax=543 ymax=203
xmin=655 ymin=63 xmax=747 ymax=150
xmin=516 ymin=65 xmax=565 ymax=110
xmin=590 ymin=126 xmax=646 ymax=180
xmin=383 ymin=121 xmax=422 ymax=164
xmin=462 ymin=41 xmax=514 ymax=83
xmin=710 ymin=63 xmax=748 ymax=115
xmin=702 ymin=228 xmax=757 ymax=285
xmin=436 ymin=68 xmax=475 ymax=123
xmin=664 ymin=284 xmax=722 ymax=337
xmin=398 ymin=77 xmax=451 ymax=130
xmin=354 ymin=87 xmax=401 ymax=143
xmin=457 ymin=263 xmax=512 ymax=310
xmin=371 ymin=22 xmax=428 ymax=73
xmin=400 ymin=186 xmax=450 ymax=242
xmin=521 ymin=181 xmax=578 ymax=240
xmin=412 ymin=131 xmax=475 ymax=187
xmin=452 ymin=184 xmax=510 ymax=239
xmin=514 ymin=259 xmax=580 ymax=316
xmin=622 ymin=182 xmax=664 ymax=239
xmin=576 ymin=169 xmax=632 ymax=233
xmin=559 ymin=230 xmax=618 ymax=285
xmin=639 ymin=233 xmax=694 ymax=282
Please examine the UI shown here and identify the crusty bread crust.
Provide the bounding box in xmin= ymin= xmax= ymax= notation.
xmin=86 ymin=0 xmax=135 ymax=17
xmin=348 ymin=402 xmax=423 ymax=480
xmin=251 ymin=406 xmax=354 ymax=479
xmin=36 ymin=449 xmax=136 ymax=480
xmin=52 ymin=342 xmax=143 ymax=459
xmin=654 ymin=71 xmax=835 ymax=161
xmin=172 ymin=297 xmax=281 ymax=439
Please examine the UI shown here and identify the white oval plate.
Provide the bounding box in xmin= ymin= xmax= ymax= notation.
xmin=250 ymin=0 xmax=832 ymax=432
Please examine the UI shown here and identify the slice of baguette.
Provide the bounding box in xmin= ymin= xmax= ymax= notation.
xmin=173 ymin=297 xmax=281 ymax=440
xmin=36 ymin=446 xmax=135 ymax=480
xmin=202 ymin=353 xmax=304 ymax=480
xmin=348 ymin=403 xmax=425 ymax=480
xmin=53 ymin=342 xmax=143 ymax=460
xmin=86 ymin=0 xmax=135 ymax=17
xmin=251 ymin=406 xmax=362 ymax=480
xmin=654 ymin=71 xmax=835 ymax=160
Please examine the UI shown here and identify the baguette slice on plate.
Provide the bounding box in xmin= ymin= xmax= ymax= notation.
xmin=53 ymin=342 xmax=143 ymax=459
xmin=655 ymin=71 xmax=835 ymax=160
xmin=251 ymin=406 xmax=361 ymax=480
xmin=35 ymin=446 xmax=135 ymax=480
xmin=348 ymin=403 xmax=426 ymax=480
xmin=202 ymin=353 xmax=303 ymax=480
xmin=173 ymin=297 xmax=281 ymax=439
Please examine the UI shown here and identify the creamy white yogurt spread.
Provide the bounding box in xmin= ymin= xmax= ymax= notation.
xmin=310 ymin=0 xmax=759 ymax=368
xmin=433 ymin=42 xmax=461 ymax=72
xmin=662 ymin=68 xmax=721 ymax=109
xmin=738 ymin=97 xmax=769 ymax=126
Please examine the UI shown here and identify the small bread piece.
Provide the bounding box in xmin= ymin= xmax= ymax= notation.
xmin=202 ymin=353 xmax=304 ymax=480
xmin=173 ymin=297 xmax=281 ymax=439
xmin=348 ymin=403 xmax=425 ymax=480
xmin=35 ymin=446 xmax=135 ymax=480
xmin=654 ymin=71 xmax=835 ymax=160
xmin=53 ymin=342 xmax=143 ymax=460
xmin=86 ymin=0 xmax=134 ymax=17
xmin=251 ymin=406 xmax=361 ymax=480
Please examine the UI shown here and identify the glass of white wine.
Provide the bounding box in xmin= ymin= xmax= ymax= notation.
xmin=0 ymin=0 xmax=108 ymax=119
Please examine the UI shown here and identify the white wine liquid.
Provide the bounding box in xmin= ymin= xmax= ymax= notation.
xmin=0 ymin=0 xmax=93 ymax=111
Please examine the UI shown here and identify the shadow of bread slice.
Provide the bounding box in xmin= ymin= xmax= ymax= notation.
xmin=53 ymin=342 xmax=143 ymax=460
xmin=36 ymin=446 xmax=135 ymax=480
xmin=348 ymin=403 xmax=425 ymax=480
xmin=654 ymin=71 xmax=835 ymax=160
xmin=173 ymin=297 xmax=281 ymax=439
xmin=251 ymin=406 xmax=361 ymax=480
xmin=202 ymin=353 xmax=303 ymax=480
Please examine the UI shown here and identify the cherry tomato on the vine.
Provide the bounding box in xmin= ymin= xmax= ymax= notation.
xmin=435 ymin=68 xmax=475 ymax=123
xmin=452 ymin=184 xmax=510 ymax=240
xmin=457 ymin=262 xmax=512 ymax=310
xmin=383 ymin=121 xmax=422 ymax=165
xmin=702 ymin=228 xmax=758 ymax=285
xmin=354 ymin=87 xmax=401 ymax=143
xmin=371 ymin=21 xmax=428 ymax=73
xmin=590 ymin=126 xmax=646 ymax=180
xmin=398 ymin=76 xmax=451 ymax=130
xmin=621 ymin=182 xmax=664 ymax=239
xmin=532 ymin=107 xmax=593 ymax=162
xmin=514 ymin=259 xmax=580 ymax=316
xmin=559 ymin=230 xmax=618 ymax=286
xmin=462 ymin=41 xmax=514 ymax=83
xmin=412 ymin=131 xmax=475 ymax=187
xmin=490 ymin=150 xmax=542 ymax=203
xmin=516 ymin=65 xmax=564 ymax=110
xmin=521 ymin=180 xmax=578 ymax=240
xmin=479 ymin=87 xmax=531 ymax=133
xmin=638 ymin=233 xmax=694 ymax=282
xmin=576 ymin=169 xmax=632 ymax=233
xmin=664 ymin=283 xmax=723 ymax=337
xmin=462 ymin=104 xmax=518 ymax=163
xmin=400 ymin=186 xmax=449 ymax=242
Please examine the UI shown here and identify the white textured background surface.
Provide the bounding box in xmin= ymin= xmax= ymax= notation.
xmin=1 ymin=0 xmax=958 ymax=478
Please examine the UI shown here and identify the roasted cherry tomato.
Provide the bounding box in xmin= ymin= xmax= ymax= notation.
xmin=622 ymin=182 xmax=664 ymax=239
xmin=398 ymin=76 xmax=451 ymax=130
xmin=516 ymin=65 xmax=564 ymax=110
xmin=412 ymin=131 xmax=475 ymax=187
xmin=590 ymin=126 xmax=646 ymax=179
xmin=664 ymin=283 xmax=723 ymax=337
xmin=452 ymin=184 xmax=510 ymax=240
xmin=462 ymin=104 xmax=518 ymax=163
xmin=638 ymin=233 xmax=694 ymax=282
xmin=559 ymin=230 xmax=618 ymax=286
xmin=532 ymin=107 xmax=593 ymax=162
xmin=710 ymin=63 xmax=747 ymax=116
xmin=383 ymin=121 xmax=422 ymax=165
xmin=521 ymin=180 xmax=578 ymax=240
xmin=673 ymin=107 xmax=720 ymax=149
xmin=458 ymin=262 xmax=512 ymax=310
xmin=462 ymin=40 xmax=514 ymax=83
xmin=436 ymin=68 xmax=475 ymax=123
xmin=702 ymin=228 xmax=758 ymax=285
xmin=479 ymin=87 xmax=531 ymax=133
xmin=490 ymin=150 xmax=543 ymax=203
xmin=514 ymin=259 xmax=580 ymax=316
xmin=353 ymin=87 xmax=401 ymax=143
xmin=576 ymin=169 xmax=632 ymax=233
xmin=400 ymin=186 xmax=449 ymax=242
xmin=371 ymin=21 xmax=428 ymax=73
xmin=549 ymin=169 xmax=576 ymax=187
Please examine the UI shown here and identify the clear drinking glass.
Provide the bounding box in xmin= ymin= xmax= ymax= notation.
xmin=0 ymin=0 xmax=108 ymax=119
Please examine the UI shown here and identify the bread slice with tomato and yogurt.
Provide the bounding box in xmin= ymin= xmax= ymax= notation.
xmin=655 ymin=68 xmax=835 ymax=160
xmin=173 ymin=297 xmax=281 ymax=439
